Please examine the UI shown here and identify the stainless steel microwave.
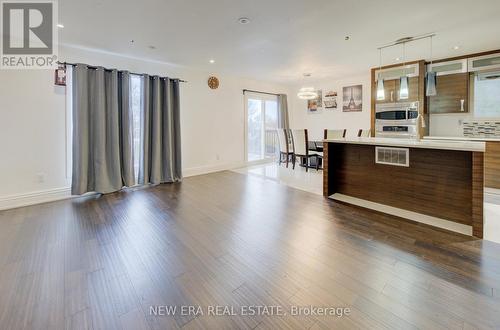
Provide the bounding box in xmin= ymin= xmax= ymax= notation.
xmin=375 ymin=102 xmax=419 ymax=138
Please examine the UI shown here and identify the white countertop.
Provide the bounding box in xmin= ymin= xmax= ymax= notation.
xmin=424 ymin=136 xmax=500 ymax=142
xmin=323 ymin=137 xmax=486 ymax=152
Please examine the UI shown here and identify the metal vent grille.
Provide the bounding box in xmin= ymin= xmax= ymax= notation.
xmin=375 ymin=147 xmax=409 ymax=167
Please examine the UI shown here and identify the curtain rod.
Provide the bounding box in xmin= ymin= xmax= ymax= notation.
xmin=243 ymin=89 xmax=281 ymax=96
xmin=58 ymin=61 xmax=188 ymax=83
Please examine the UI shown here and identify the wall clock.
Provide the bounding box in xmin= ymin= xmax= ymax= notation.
xmin=208 ymin=76 xmax=219 ymax=89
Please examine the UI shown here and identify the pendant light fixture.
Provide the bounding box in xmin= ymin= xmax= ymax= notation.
xmin=399 ymin=42 xmax=409 ymax=100
xmin=297 ymin=73 xmax=318 ymax=100
xmin=426 ymin=36 xmax=437 ymax=96
xmin=376 ymin=48 xmax=385 ymax=100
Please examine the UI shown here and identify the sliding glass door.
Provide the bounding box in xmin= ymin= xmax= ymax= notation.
xmin=245 ymin=93 xmax=278 ymax=162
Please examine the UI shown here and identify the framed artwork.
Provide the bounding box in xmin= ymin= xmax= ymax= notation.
xmin=307 ymin=90 xmax=322 ymax=113
xmin=323 ymin=91 xmax=338 ymax=109
xmin=54 ymin=68 xmax=67 ymax=86
xmin=342 ymin=85 xmax=362 ymax=112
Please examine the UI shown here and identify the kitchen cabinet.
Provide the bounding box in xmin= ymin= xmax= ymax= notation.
xmin=377 ymin=79 xmax=397 ymax=104
xmin=427 ymin=72 xmax=469 ymax=114
xmin=468 ymin=53 xmax=500 ymax=72
xmin=428 ymin=59 xmax=467 ymax=76
xmin=376 ymin=77 xmax=419 ymax=104
xmin=395 ymin=76 xmax=419 ymax=102
xmin=374 ymin=63 xmax=420 ymax=104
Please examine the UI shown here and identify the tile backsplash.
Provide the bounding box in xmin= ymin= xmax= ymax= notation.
xmin=463 ymin=120 xmax=500 ymax=137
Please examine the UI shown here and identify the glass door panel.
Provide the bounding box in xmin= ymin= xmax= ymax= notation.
xmin=246 ymin=95 xmax=278 ymax=162
xmin=264 ymin=100 xmax=278 ymax=159
xmin=247 ymin=99 xmax=263 ymax=162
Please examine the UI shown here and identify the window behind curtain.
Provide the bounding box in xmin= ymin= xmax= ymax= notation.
xmin=69 ymin=72 xmax=143 ymax=185
xmin=130 ymin=75 xmax=142 ymax=182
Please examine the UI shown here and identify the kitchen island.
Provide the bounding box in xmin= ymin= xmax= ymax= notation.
xmin=323 ymin=137 xmax=486 ymax=237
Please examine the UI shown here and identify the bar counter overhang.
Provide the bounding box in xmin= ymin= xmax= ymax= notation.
xmin=322 ymin=137 xmax=498 ymax=238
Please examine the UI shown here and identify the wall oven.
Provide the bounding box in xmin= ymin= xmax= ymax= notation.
xmin=375 ymin=102 xmax=419 ymax=138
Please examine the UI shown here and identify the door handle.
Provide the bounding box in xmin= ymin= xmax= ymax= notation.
xmin=391 ymin=91 xmax=394 ymax=102
xmin=460 ymin=99 xmax=465 ymax=112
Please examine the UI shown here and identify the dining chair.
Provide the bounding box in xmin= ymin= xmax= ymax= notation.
xmin=324 ymin=129 xmax=347 ymax=139
xmin=291 ymin=129 xmax=321 ymax=172
xmin=276 ymin=128 xmax=294 ymax=168
xmin=358 ymin=129 xmax=371 ymax=137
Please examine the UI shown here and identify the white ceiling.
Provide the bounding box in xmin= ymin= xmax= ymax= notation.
xmin=59 ymin=0 xmax=500 ymax=84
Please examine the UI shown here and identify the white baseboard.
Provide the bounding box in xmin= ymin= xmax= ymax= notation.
xmin=0 ymin=163 xmax=246 ymax=211
xmin=183 ymin=162 xmax=246 ymax=178
xmin=330 ymin=193 xmax=473 ymax=236
xmin=0 ymin=187 xmax=73 ymax=211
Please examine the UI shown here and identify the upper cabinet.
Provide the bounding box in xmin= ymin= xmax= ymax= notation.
xmin=427 ymin=59 xmax=469 ymax=114
xmin=427 ymin=59 xmax=467 ymax=75
xmin=468 ymin=53 xmax=500 ymax=72
xmin=379 ymin=79 xmax=397 ymax=103
xmin=427 ymin=73 xmax=469 ymax=114
xmin=396 ymin=76 xmax=419 ymax=102
xmin=374 ymin=63 xmax=420 ymax=104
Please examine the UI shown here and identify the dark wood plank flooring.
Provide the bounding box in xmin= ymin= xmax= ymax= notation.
xmin=0 ymin=170 xmax=500 ymax=329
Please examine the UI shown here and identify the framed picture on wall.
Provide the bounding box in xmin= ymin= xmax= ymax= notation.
xmin=54 ymin=68 xmax=67 ymax=86
xmin=324 ymin=91 xmax=337 ymax=109
xmin=342 ymin=85 xmax=362 ymax=112
xmin=307 ymin=90 xmax=323 ymax=113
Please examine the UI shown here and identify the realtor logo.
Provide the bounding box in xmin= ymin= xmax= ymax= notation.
xmin=1 ymin=0 xmax=58 ymax=69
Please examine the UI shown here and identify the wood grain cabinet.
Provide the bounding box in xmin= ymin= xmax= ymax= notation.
xmin=378 ymin=79 xmax=397 ymax=104
xmin=427 ymin=60 xmax=469 ymax=114
xmin=377 ymin=77 xmax=419 ymax=103
xmin=395 ymin=76 xmax=419 ymax=102
xmin=427 ymin=73 xmax=469 ymax=114
xmin=374 ymin=63 xmax=420 ymax=105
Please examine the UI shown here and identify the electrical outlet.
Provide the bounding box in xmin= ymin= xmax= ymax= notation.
xmin=37 ymin=173 xmax=46 ymax=183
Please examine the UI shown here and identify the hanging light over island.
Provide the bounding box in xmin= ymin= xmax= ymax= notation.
xmin=376 ymin=48 xmax=385 ymax=100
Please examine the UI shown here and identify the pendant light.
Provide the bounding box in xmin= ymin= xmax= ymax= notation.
xmin=399 ymin=42 xmax=409 ymax=100
xmin=376 ymin=48 xmax=385 ymax=100
xmin=426 ymin=36 xmax=437 ymax=96
xmin=297 ymin=73 xmax=318 ymax=100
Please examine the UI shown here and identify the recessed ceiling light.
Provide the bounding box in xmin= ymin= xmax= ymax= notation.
xmin=238 ymin=17 xmax=250 ymax=24
xmin=453 ymin=45 xmax=460 ymax=50
xmin=209 ymin=59 xmax=215 ymax=64
xmin=57 ymin=23 xmax=64 ymax=28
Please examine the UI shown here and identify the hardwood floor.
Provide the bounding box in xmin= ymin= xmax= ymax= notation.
xmin=1 ymin=170 xmax=500 ymax=329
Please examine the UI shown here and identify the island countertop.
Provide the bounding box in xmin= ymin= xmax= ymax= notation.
xmin=423 ymin=136 xmax=500 ymax=142
xmin=323 ymin=137 xmax=486 ymax=152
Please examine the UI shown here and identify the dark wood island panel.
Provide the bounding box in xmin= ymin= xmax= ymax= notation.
xmin=324 ymin=142 xmax=484 ymax=238
xmin=485 ymin=141 xmax=500 ymax=189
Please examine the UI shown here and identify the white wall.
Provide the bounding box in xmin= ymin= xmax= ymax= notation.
xmin=0 ymin=45 xmax=290 ymax=209
xmin=288 ymin=74 xmax=371 ymax=141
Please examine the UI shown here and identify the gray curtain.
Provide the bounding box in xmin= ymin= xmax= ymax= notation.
xmin=277 ymin=94 xmax=290 ymax=129
xmin=71 ymin=64 xmax=134 ymax=195
xmin=138 ymin=75 xmax=182 ymax=185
